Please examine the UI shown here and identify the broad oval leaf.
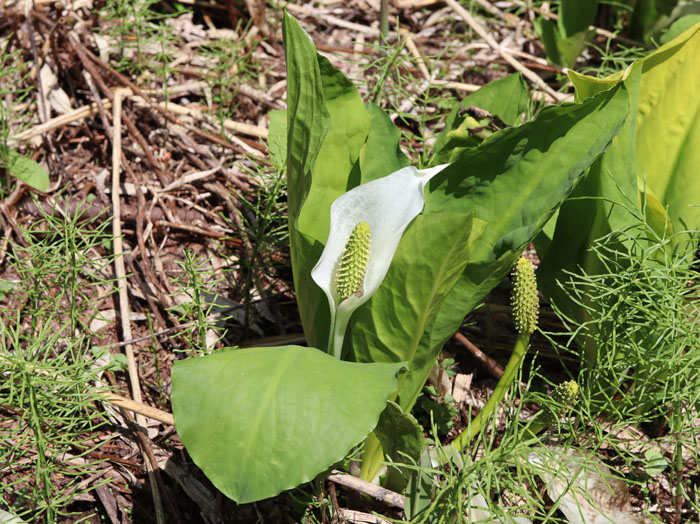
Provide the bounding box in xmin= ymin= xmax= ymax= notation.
xmin=172 ymin=345 xmax=405 ymax=504
xmin=351 ymin=212 xmax=478 ymax=411
xmin=423 ymin=81 xmax=629 ymax=342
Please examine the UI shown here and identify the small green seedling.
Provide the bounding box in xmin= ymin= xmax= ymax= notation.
xmin=643 ymin=448 xmax=668 ymax=476
xmin=1 ymin=147 xmax=49 ymax=192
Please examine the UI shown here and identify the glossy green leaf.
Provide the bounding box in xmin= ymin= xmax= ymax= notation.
xmin=425 ymin=82 xmax=629 ymax=341
xmin=351 ymin=212 xmax=477 ymax=411
xmin=354 ymin=85 xmax=628 ymax=414
xmin=295 ymin=54 xmax=371 ymax=244
xmin=284 ymin=14 xmax=330 ymax=349
xmin=394 ymin=84 xmax=629 ymax=400
xmin=290 ymin=229 xmax=328 ymax=349
xmin=267 ymin=109 xmax=287 ymax=168
xmin=535 ymin=63 xmax=643 ymax=324
xmin=172 ymin=346 xmax=405 ymax=504
xmin=282 ymin=15 xmax=367 ymax=349
xmin=5 ymin=150 xmax=49 ymax=192
xmin=359 ymin=102 xmax=410 ymax=184
xmin=283 ymin=13 xmax=330 ymax=222
xmin=284 ymin=14 xmax=372 ymax=349
xmin=634 ymin=22 xmax=700 ymax=234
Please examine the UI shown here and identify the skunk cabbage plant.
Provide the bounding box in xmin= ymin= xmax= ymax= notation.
xmin=171 ymin=13 xmax=630 ymax=506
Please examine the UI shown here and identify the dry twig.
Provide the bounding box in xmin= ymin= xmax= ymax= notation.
xmin=111 ymin=87 xmax=166 ymax=524
xmin=327 ymin=471 xmax=405 ymax=509
xmin=444 ymin=0 xmax=564 ymax=102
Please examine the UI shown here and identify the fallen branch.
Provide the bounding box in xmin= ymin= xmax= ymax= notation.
xmin=105 ymin=393 xmax=174 ymax=426
xmin=327 ymin=471 xmax=405 ymax=509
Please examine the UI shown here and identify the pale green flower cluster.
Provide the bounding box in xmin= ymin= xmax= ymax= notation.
xmin=512 ymin=256 xmax=539 ymax=335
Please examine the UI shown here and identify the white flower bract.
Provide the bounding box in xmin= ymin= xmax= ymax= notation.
xmin=311 ymin=164 xmax=449 ymax=358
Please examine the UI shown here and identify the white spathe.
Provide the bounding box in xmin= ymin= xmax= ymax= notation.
xmin=311 ymin=164 xmax=449 ymax=358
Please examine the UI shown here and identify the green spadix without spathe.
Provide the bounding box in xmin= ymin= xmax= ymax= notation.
xmin=311 ymin=164 xmax=449 ymax=359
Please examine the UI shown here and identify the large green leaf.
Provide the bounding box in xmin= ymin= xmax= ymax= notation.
xmin=172 ymin=346 xmax=405 ymax=504
xmin=353 ymin=84 xmax=628 ymax=414
xmin=556 ymin=29 xmax=594 ymax=69
xmin=407 ymin=83 xmax=629 ymax=400
xmin=283 ymin=14 xmax=371 ymax=349
xmin=661 ymin=13 xmax=700 ymax=44
xmin=295 ymin=55 xmax=371 ymax=244
xmin=558 ymin=0 xmax=599 ymax=37
xmin=634 ymin=22 xmax=700 ymax=234
xmin=289 ymin=228 xmax=328 ymax=349
xmin=351 ymin=212 xmax=477 ymax=411
xmin=267 ymin=109 xmax=287 ymax=168
xmin=535 ymin=62 xmax=643 ymax=325
xmin=452 ymin=72 xmax=529 ymax=126
xmin=284 ymin=13 xmax=330 ymax=349
xmin=534 ymin=0 xmax=598 ymax=68
xmin=283 ymin=13 xmax=330 ymax=223
xmin=537 ymin=22 xmax=700 ymax=329
xmin=428 ymin=81 xmax=629 ymax=290
xmin=359 ymin=102 xmax=410 ymax=183
xmin=374 ymin=401 xmax=426 ymax=492
xmin=534 ymin=17 xmax=563 ymax=66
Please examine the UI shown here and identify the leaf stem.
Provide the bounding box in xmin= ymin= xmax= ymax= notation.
xmin=360 ymin=432 xmax=384 ymax=482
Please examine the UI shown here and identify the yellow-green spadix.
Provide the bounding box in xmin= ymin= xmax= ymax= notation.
xmin=311 ymin=164 xmax=449 ymax=358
